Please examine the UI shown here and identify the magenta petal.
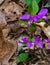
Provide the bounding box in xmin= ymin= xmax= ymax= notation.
xmin=27 ymin=20 xmax=33 ymax=26
xmin=48 ymin=45 xmax=50 ymax=49
xmin=33 ymin=16 xmax=39 ymax=22
xmin=34 ymin=36 xmax=43 ymax=48
xmin=22 ymin=37 xmax=28 ymax=43
xmin=27 ymin=21 xmax=31 ymax=26
xmin=20 ymin=14 xmax=30 ymax=20
xmin=27 ymin=42 xmax=32 ymax=48
xmin=44 ymin=38 xmax=48 ymax=42
xmin=44 ymin=38 xmax=50 ymax=43
xmin=21 ymin=37 xmax=32 ymax=48
xmin=32 ymin=40 xmax=36 ymax=45
xmin=38 ymin=9 xmax=48 ymax=18
xmin=38 ymin=41 xmax=43 ymax=48
xmin=47 ymin=40 xmax=50 ymax=43
xmin=43 ymin=16 xmax=48 ymax=20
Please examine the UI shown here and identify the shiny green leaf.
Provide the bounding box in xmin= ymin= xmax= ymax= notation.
xmin=36 ymin=0 xmax=40 ymax=3
xmin=38 ymin=19 xmax=44 ymax=23
xmin=17 ymin=53 xmax=28 ymax=63
xmin=26 ymin=0 xmax=31 ymax=6
xmin=28 ymin=0 xmax=39 ymax=15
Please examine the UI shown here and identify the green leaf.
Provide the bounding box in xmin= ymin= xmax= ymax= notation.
xmin=27 ymin=36 xmax=34 ymax=42
xmin=36 ymin=0 xmax=40 ymax=3
xmin=28 ymin=23 xmax=36 ymax=32
xmin=26 ymin=0 xmax=40 ymax=6
xmin=26 ymin=0 xmax=31 ymax=6
xmin=28 ymin=0 xmax=39 ymax=15
xmin=19 ymin=20 xmax=27 ymax=26
xmin=17 ymin=53 xmax=28 ymax=63
xmin=22 ymin=42 xmax=26 ymax=46
xmin=38 ymin=19 xmax=44 ymax=23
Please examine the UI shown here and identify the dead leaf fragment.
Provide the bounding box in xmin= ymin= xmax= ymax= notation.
xmin=0 ymin=11 xmax=7 ymax=25
xmin=36 ymin=22 xmax=50 ymax=39
xmin=0 ymin=2 xmax=23 ymax=22
xmin=0 ymin=0 xmax=4 ymax=5
xmin=0 ymin=22 xmax=17 ymax=65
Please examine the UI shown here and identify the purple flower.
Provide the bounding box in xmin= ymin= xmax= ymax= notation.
xmin=44 ymin=38 xmax=50 ymax=43
xmin=20 ymin=9 xmax=48 ymax=26
xmin=19 ymin=36 xmax=43 ymax=48
xmin=44 ymin=38 xmax=50 ymax=49
xmin=33 ymin=36 xmax=43 ymax=48
xmin=48 ymin=45 xmax=50 ymax=49
xmin=20 ymin=37 xmax=32 ymax=48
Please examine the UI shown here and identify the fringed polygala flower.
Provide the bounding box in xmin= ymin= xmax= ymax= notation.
xmin=19 ymin=37 xmax=33 ymax=48
xmin=32 ymin=36 xmax=43 ymax=48
xmin=20 ymin=9 xmax=48 ymax=26
xmin=19 ymin=36 xmax=43 ymax=48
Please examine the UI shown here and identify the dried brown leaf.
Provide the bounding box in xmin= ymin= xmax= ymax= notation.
xmin=36 ymin=22 xmax=50 ymax=39
xmin=0 ymin=2 xmax=23 ymax=22
xmin=0 ymin=11 xmax=7 ymax=25
xmin=0 ymin=22 xmax=17 ymax=65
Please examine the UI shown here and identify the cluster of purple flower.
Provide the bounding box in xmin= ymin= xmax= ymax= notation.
xmin=20 ymin=9 xmax=48 ymax=26
xmin=19 ymin=8 xmax=50 ymax=49
xmin=19 ymin=36 xmax=50 ymax=49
